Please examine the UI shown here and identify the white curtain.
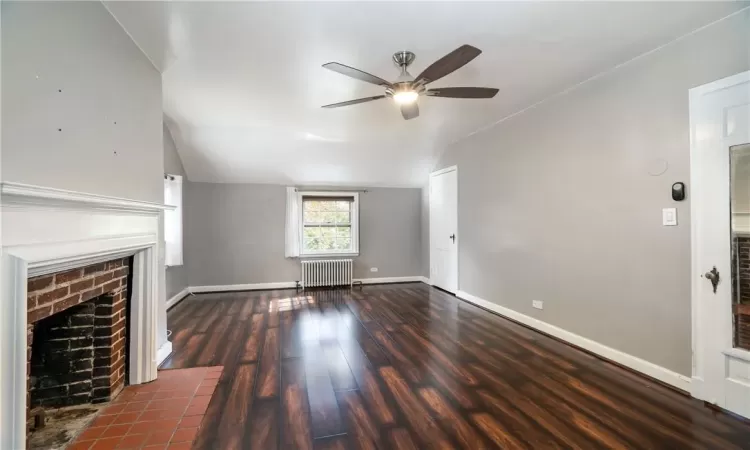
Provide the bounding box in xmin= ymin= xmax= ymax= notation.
xmin=285 ymin=187 xmax=301 ymax=257
xmin=164 ymin=175 xmax=184 ymax=266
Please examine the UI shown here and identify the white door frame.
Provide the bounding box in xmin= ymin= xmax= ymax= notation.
xmin=429 ymin=165 xmax=459 ymax=292
xmin=690 ymin=70 xmax=750 ymax=413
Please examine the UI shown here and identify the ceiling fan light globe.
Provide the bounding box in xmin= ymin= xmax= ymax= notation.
xmin=393 ymin=91 xmax=418 ymax=105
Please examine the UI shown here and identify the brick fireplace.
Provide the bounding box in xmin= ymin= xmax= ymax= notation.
xmin=26 ymin=258 xmax=131 ymax=438
xmin=1 ymin=182 xmax=170 ymax=449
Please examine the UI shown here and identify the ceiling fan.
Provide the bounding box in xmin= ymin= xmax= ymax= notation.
xmin=321 ymin=45 xmax=498 ymax=120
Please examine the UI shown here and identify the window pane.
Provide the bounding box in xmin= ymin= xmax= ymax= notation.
xmin=333 ymin=211 xmax=350 ymax=224
xmin=304 ymin=238 xmax=321 ymax=250
xmin=320 ymin=227 xmax=336 ymax=238
xmin=318 ymin=211 xmax=337 ymax=224
xmin=336 ymin=227 xmax=351 ymax=238
xmin=319 ymin=201 xmax=336 ymax=212
xmin=303 ymin=226 xmax=320 ymax=239
xmin=304 ymin=200 xmax=321 ymax=212
xmin=336 ymin=201 xmax=351 ymax=211
xmin=304 ymin=210 xmax=323 ymax=223
xmin=336 ymin=238 xmax=351 ymax=250
xmin=319 ymin=236 xmax=336 ymax=250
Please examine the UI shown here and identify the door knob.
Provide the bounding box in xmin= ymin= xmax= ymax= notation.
xmin=449 ymin=234 xmax=456 ymax=243
xmin=704 ymin=266 xmax=720 ymax=293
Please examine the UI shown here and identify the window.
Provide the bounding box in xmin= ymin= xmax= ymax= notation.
xmin=299 ymin=192 xmax=359 ymax=256
xmin=164 ymin=174 xmax=183 ymax=266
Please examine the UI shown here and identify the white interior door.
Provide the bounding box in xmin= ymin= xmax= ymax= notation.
xmin=691 ymin=71 xmax=750 ymax=418
xmin=430 ymin=167 xmax=458 ymax=293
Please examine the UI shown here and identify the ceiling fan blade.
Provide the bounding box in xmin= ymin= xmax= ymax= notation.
xmin=322 ymin=62 xmax=392 ymax=87
xmin=426 ymin=87 xmax=499 ymax=99
xmin=321 ymin=95 xmax=386 ymax=108
xmin=415 ymin=45 xmax=482 ymax=85
xmin=400 ymin=102 xmax=419 ymax=120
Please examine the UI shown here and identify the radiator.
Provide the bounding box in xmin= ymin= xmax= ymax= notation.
xmin=301 ymin=259 xmax=353 ymax=288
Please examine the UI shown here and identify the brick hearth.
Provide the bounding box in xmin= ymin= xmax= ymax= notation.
xmin=26 ymin=258 xmax=130 ymax=437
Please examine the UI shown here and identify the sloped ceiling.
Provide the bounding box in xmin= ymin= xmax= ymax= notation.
xmin=105 ymin=1 xmax=747 ymax=187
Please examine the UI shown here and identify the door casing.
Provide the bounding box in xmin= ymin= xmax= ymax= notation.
xmin=429 ymin=165 xmax=459 ymax=293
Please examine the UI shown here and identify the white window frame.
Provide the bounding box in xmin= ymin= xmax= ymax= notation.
xmin=299 ymin=191 xmax=359 ymax=257
xmin=164 ymin=174 xmax=183 ymax=267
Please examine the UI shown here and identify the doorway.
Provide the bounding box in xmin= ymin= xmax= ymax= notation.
xmin=690 ymin=70 xmax=750 ymax=417
xmin=429 ymin=166 xmax=458 ymax=293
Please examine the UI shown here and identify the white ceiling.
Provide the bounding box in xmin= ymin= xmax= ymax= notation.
xmin=105 ymin=1 xmax=746 ymax=187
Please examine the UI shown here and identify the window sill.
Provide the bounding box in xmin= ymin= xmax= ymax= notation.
xmin=299 ymin=253 xmax=359 ymax=259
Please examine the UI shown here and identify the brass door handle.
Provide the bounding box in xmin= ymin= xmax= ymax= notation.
xmin=704 ymin=266 xmax=720 ymax=293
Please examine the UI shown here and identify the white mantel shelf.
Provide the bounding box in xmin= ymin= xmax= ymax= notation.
xmin=1 ymin=181 xmax=174 ymax=213
xmin=0 ymin=182 xmax=170 ymax=450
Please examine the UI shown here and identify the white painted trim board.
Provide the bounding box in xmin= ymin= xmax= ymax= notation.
xmin=456 ymin=290 xmax=692 ymax=392
xmin=156 ymin=341 xmax=173 ymax=367
xmin=166 ymin=287 xmax=190 ymax=310
xmin=188 ymin=276 xmax=427 ymax=294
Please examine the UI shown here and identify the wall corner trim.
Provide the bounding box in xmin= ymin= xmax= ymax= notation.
xmin=156 ymin=341 xmax=173 ymax=367
xmin=166 ymin=287 xmax=190 ymax=310
xmin=455 ymin=289 xmax=692 ymax=392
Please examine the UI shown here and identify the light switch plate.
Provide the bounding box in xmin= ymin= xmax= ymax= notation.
xmin=662 ymin=208 xmax=677 ymax=226
xmin=532 ymin=300 xmax=543 ymax=310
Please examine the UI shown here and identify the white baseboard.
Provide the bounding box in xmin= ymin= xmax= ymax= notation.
xmin=418 ymin=276 xmax=431 ymax=285
xmin=165 ymin=287 xmax=190 ymax=310
xmin=156 ymin=341 xmax=173 ymax=367
xmin=188 ymin=277 xmax=427 ymax=293
xmin=189 ymin=281 xmax=298 ymax=293
xmin=355 ymin=276 xmax=424 ymax=285
xmin=456 ymin=289 xmax=692 ymax=392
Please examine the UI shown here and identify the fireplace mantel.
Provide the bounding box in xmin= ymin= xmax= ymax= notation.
xmin=0 ymin=182 xmax=173 ymax=450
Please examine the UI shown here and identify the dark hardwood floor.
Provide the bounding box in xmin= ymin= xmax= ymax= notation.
xmin=161 ymin=283 xmax=750 ymax=449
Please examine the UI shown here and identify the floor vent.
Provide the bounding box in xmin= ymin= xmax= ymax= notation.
xmin=301 ymin=259 xmax=353 ymax=288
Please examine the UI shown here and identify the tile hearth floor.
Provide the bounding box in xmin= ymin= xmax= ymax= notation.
xmin=68 ymin=366 xmax=222 ymax=450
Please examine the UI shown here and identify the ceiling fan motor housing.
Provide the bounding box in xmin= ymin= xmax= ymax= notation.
xmin=392 ymin=50 xmax=416 ymax=68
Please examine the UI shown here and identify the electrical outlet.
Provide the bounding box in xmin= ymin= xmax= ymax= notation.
xmin=370 ymin=267 xmax=378 ymax=272
xmin=532 ymin=300 xmax=543 ymax=310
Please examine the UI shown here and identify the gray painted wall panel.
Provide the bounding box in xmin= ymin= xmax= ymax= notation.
xmin=1 ymin=1 xmax=163 ymax=203
xmin=433 ymin=11 xmax=750 ymax=376
xmin=185 ymin=183 xmax=423 ymax=286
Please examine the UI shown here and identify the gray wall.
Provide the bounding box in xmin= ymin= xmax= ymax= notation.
xmin=185 ymin=183 xmax=423 ymax=286
xmin=433 ymin=10 xmax=750 ymax=376
xmin=421 ymin=186 xmax=430 ymax=278
xmin=164 ymin=125 xmax=189 ymax=300
xmin=1 ymin=1 xmax=163 ymax=203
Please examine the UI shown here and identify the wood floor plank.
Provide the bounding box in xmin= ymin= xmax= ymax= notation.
xmin=322 ymin=343 xmax=358 ymax=391
xmin=216 ymin=363 xmax=256 ymax=449
xmin=313 ymin=435 xmax=349 ymax=450
xmin=336 ymin=390 xmax=381 ymax=450
xmin=418 ymin=387 xmax=487 ymax=449
xmin=302 ymin=340 xmax=345 ymax=438
xmin=282 ymin=359 xmax=314 ymax=450
xmin=248 ymin=399 xmax=279 ymax=450
xmin=164 ymin=283 xmax=750 ymax=450
xmin=471 ymin=413 xmax=527 ymax=450
xmin=388 ymin=428 xmax=419 ymax=450
xmin=241 ymin=313 xmax=266 ymax=363
xmin=379 ymin=366 xmax=453 ymax=450
xmin=256 ymin=327 xmax=280 ymax=398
